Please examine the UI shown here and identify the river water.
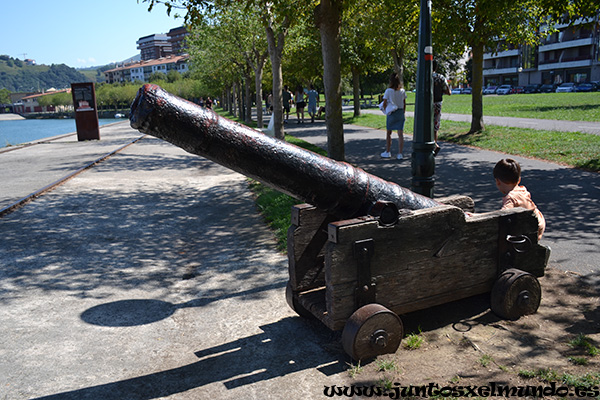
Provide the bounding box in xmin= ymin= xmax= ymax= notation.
xmin=0 ymin=118 xmax=119 ymax=148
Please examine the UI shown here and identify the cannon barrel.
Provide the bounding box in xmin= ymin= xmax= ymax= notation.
xmin=130 ymin=84 xmax=440 ymax=220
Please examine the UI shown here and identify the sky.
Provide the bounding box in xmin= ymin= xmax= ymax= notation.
xmin=1 ymin=0 xmax=185 ymax=68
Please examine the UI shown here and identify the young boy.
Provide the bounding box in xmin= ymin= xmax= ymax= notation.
xmin=493 ymin=158 xmax=546 ymax=240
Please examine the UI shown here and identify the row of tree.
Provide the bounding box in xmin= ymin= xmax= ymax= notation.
xmin=33 ymin=76 xmax=209 ymax=111
xmin=142 ymin=0 xmax=597 ymax=162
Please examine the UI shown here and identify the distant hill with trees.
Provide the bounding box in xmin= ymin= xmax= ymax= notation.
xmin=0 ymin=55 xmax=90 ymax=92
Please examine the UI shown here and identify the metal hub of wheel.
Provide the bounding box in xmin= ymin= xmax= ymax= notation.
xmin=491 ymin=268 xmax=541 ymax=320
xmin=342 ymin=303 xmax=404 ymax=361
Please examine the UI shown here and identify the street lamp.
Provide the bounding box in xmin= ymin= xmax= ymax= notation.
xmin=411 ymin=0 xmax=435 ymax=198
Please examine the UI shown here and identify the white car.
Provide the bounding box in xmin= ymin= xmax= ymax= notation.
xmin=496 ymin=85 xmax=514 ymax=95
xmin=556 ymin=83 xmax=576 ymax=93
xmin=483 ymin=86 xmax=498 ymax=94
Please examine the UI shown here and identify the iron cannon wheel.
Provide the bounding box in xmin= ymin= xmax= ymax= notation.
xmin=491 ymin=268 xmax=541 ymax=320
xmin=342 ymin=303 xmax=404 ymax=361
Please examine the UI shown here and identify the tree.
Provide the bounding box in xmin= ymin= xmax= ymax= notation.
xmin=141 ymin=0 xmax=303 ymax=139
xmin=148 ymin=71 xmax=168 ymax=82
xmin=369 ymin=0 xmax=420 ymax=89
xmin=141 ymin=0 xmax=362 ymax=160
xmin=217 ymin=6 xmax=269 ymax=127
xmin=282 ymin=19 xmax=323 ymax=88
xmin=258 ymin=0 xmax=312 ymax=139
xmin=0 ymin=88 xmax=10 ymax=104
xmin=167 ymin=69 xmax=182 ymax=83
xmin=185 ymin=5 xmax=266 ymax=124
xmin=341 ymin=0 xmax=391 ymax=117
xmin=434 ymin=0 xmax=599 ymax=133
xmin=314 ymin=0 xmax=345 ymax=160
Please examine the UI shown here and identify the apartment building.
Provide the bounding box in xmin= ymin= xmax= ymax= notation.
xmin=136 ymin=26 xmax=189 ymax=61
xmin=483 ymin=13 xmax=600 ymax=86
xmin=137 ymin=34 xmax=172 ymax=61
xmin=168 ymin=26 xmax=188 ymax=56
xmin=104 ymin=54 xmax=190 ymax=84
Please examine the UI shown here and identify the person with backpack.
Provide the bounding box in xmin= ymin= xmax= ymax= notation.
xmin=433 ymin=60 xmax=451 ymax=155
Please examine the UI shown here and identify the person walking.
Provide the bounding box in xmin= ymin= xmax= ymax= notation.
xmin=267 ymin=93 xmax=273 ymax=115
xmin=433 ymin=60 xmax=451 ymax=155
xmin=381 ymin=73 xmax=406 ymax=160
xmin=306 ymin=85 xmax=320 ymax=123
xmin=295 ymin=85 xmax=306 ymax=123
xmin=282 ymin=86 xmax=293 ymax=122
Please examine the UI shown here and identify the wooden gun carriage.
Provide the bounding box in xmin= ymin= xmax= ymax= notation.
xmin=130 ymin=84 xmax=551 ymax=361
xmin=287 ymin=198 xmax=550 ymax=360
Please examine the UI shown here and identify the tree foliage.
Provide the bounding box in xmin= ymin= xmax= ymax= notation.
xmin=0 ymin=55 xmax=89 ymax=92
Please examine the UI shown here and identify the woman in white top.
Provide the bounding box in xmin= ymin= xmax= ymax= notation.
xmin=381 ymin=73 xmax=407 ymax=159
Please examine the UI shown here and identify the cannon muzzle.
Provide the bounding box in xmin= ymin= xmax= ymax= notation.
xmin=130 ymin=84 xmax=440 ymax=219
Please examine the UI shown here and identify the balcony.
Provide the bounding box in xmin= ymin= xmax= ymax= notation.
xmin=538 ymin=56 xmax=593 ymax=70
xmin=483 ymin=49 xmax=519 ymax=60
xmin=483 ymin=66 xmax=519 ymax=76
xmin=539 ymin=37 xmax=594 ymax=52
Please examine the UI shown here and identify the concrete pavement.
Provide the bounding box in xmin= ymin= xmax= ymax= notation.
xmin=0 ymin=116 xmax=598 ymax=399
xmin=0 ymin=122 xmax=350 ymax=399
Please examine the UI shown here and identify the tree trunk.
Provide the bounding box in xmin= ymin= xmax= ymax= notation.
xmin=352 ymin=66 xmax=361 ymax=117
xmin=226 ymin=86 xmax=232 ymax=114
xmin=245 ymin=72 xmax=252 ymax=125
xmin=254 ymin=54 xmax=266 ymax=129
xmin=237 ymin=81 xmax=244 ymax=120
xmin=265 ymin=18 xmax=287 ymax=140
xmin=391 ymin=47 xmax=405 ymax=88
xmin=231 ymin=82 xmax=238 ymax=117
xmin=316 ymin=0 xmax=345 ymax=161
xmin=470 ymin=40 xmax=485 ymax=133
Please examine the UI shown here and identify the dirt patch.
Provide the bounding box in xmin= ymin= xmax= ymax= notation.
xmin=339 ymin=266 xmax=600 ymax=397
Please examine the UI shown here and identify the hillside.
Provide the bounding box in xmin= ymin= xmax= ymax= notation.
xmin=0 ymin=55 xmax=90 ymax=92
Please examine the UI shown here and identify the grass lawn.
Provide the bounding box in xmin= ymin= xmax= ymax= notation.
xmin=342 ymin=112 xmax=600 ymax=173
xmin=434 ymin=92 xmax=600 ymax=122
xmin=353 ymin=92 xmax=600 ymax=122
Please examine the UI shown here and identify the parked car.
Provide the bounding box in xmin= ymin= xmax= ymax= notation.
xmin=496 ymin=85 xmax=514 ymax=95
xmin=575 ymin=83 xmax=594 ymax=92
xmin=513 ymin=86 xmax=525 ymax=94
xmin=539 ymin=84 xmax=556 ymax=93
xmin=591 ymin=81 xmax=600 ymax=92
xmin=451 ymin=87 xmax=462 ymax=94
xmin=523 ymin=84 xmax=541 ymax=94
xmin=461 ymin=87 xmax=472 ymax=94
xmin=483 ymin=86 xmax=498 ymax=95
xmin=556 ymin=82 xmax=576 ymax=93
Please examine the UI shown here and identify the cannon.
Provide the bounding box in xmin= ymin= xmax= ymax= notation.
xmin=130 ymin=84 xmax=551 ymax=361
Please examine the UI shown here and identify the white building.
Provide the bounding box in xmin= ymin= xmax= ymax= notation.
xmin=483 ymin=12 xmax=600 ymax=86
xmin=104 ymin=54 xmax=189 ymax=84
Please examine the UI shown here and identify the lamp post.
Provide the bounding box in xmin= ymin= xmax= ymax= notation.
xmin=411 ymin=0 xmax=435 ymax=198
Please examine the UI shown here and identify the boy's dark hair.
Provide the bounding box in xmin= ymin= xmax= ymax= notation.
xmin=493 ymin=158 xmax=521 ymax=184
xmin=389 ymin=73 xmax=401 ymax=90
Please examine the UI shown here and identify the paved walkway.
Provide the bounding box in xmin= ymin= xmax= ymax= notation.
xmin=0 ymin=122 xmax=349 ymax=399
xmin=0 ymin=116 xmax=598 ymax=399
xmin=359 ymin=108 xmax=600 ymax=135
